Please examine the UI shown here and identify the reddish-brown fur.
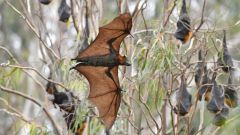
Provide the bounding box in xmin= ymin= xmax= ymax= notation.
xmin=76 ymin=122 xmax=87 ymax=135
xmin=116 ymin=54 xmax=126 ymax=65
xmin=183 ymin=31 xmax=192 ymax=43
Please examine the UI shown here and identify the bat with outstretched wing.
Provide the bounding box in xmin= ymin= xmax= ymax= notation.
xmin=70 ymin=13 xmax=132 ymax=132
xmin=212 ymin=105 xmax=229 ymax=126
xmin=175 ymin=0 xmax=192 ymax=44
xmin=58 ymin=0 xmax=71 ymax=22
xmin=218 ymin=30 xmax=233 ymax=73
xmin=195 ymin=50 xmax=212 ymax=101
xmin=224 ymin=70 xmax=238 ymax=108
xmin=39 ymin=0 xmax=53 ymax=5
xmin=206 ymin=75 xmax=224 ymax=114
xmin=174 ymin=70 xmax=192 ymax=117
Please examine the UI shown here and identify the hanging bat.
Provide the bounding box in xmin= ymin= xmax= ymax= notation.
xmin=46 ymin=75 xmax=74 ymax=112
xmin=195 ymin=50 xmax=212 ymax=101
xmin=174 ymin=0 xmax=192 ymax=44
xmin=58 ymin=0 xmax=71 ymax=23
xmin=70 ymin=13 xmax=132 ymax=131
xmin=64 ymin=106 xmax=87 ymax=135
xmin=39 ymin=0 xmax=53 ymax=5
xmin=224 ymin=70 xmax=238 ymax=108
xmin=212 ymin=105 xmax=229 ymax=126
xmin=78 ymin=14 xmax=90 ymax=55
xmin=78 ymin=2 xmax=91 ymax=55
xmin=206 ymin=75 xmax=224 ymax=114
xmin=218 ymin=30 xmax=233 ymax=73
xmin=174 ymin=71 xmax=192 ymax=117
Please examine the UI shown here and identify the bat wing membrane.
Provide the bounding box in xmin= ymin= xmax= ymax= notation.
xmin=75 ymin=66 xmax=120 ymax=130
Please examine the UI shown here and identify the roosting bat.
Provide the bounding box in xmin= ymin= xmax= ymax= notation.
xmin=218 ymin=30 xmax=233 ymax=73
xmin=78 ymin=5 xmax=91 ymax=54
xmin=174 ymin=0 xmax=192 ymax=44
xmin=64 ymin=106 xmax=87 ymax=135
xmin=195 ymin=50 xmax=212 ymax=101
xmin=39 ymin=0 xmax=53 ymax=5
xmin=224 ymin=70 xmax=238 ymax=108
xmin=212 ymin=105 xmax=229 ymax=126
xmin=206 ymin=75 xmax=224 ymax=114
xmin=46 ymin=75 xmax=74 ymax=112
xmin=58 ymin=0 xmax=71 ymax=22
xmin=174 ymin=71 xmax=192 ymax=117
xmin=70 ymin=13 xmax=132 ymax=131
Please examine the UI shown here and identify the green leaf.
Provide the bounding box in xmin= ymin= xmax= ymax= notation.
xmin=75 ymin=30 xmax=82 ymax=40
xmin=102 ymin=19 xmax=108 ymax=25
xmin=30 ymin=123 xmax=37 ymax=135
xmin=37 ymin=102 xmax=46 ymax=117
xmin=220 ymin=49 xmax=227 ymax=66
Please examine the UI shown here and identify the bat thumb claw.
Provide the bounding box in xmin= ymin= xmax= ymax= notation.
xmin=69 ymin=67 xmax=75 ymax=70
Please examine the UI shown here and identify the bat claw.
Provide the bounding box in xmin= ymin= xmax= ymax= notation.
xmin=69 ymin=67 xmax=75 ymax=70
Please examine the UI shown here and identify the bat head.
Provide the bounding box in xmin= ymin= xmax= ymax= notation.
xmin=116 ymin=54 xmax=131 ymax=66
xmin=39 ymin=0 xmax=52 ymax=5
xmin=213 ymin=105 xmax=229 ymax=126
xmin=224 ymin=72 xmax=239 ymax=108
xmin=58 ymin=0 xmax=71 ymax=22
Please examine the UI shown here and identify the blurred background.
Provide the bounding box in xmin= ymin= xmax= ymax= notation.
xmin=0 ymin=0 xmax=240 ymax=135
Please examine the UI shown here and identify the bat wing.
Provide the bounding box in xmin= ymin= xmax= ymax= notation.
xmin=175 ymin=74 xmax=192 ymax=116
xmin=224 ymin=86 xmax=238 ymax=108
xmin=58 ymin=0 xmax=71 ymax=22
xmin=75 ymin=65 xmax=120 ymax=130
xmin=76 ymin=13 xmax=132 ymax=59
xmin=206 ymin=81 xmax=224 ymax=114
xmin=175 ymin=0 xmax=192 ymax=43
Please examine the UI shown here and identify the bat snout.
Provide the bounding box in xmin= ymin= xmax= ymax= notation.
xmin=125 ymin=60 xmax=131 ymax=66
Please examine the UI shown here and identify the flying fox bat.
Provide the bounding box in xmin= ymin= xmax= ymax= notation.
xmin=206 ymin=76 xmax=224 ymax=114
xmin=212 ymin=105 xmax=229 ymax=126
xmin=195 ymin=50 xmax=212 ymax=101
xmin=46 ymin=75 xmax=74 ymax=112
xmin=78 ymin=4 xmax=91 ymax=55
xmin=175 ymin=0 xmax=192 ymax=44
xmin=224 ymin=70 xmax=238 ymax=108
xmin=70 ymin=13 xmax=132 ymax=131
xmin=174 ymin=71 xmax=192 ymax=116
xmin=58 ymin=0 xmax=71 ymax=22
xmin=39 ymin=0 xmax=53 ymax=5
xmin=218 ymin=30 xmax=233 ymax=73
xmin=64 ymin=106 xmax=87 ymax=135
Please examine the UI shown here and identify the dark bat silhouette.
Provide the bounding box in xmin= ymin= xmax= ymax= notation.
xmin=78 ymin=4 xmax=91 ymax=55
xmin=224 ymin=70 xmax=238 ymax=108
xmin=212 ymin=105 xmax=229 ymax=126
xmin=70 ymin=13 xmax=132 ymax=131
xmin=218 ymin=30 xmax=233 ymax=73
xmin=174 ymin=71 xmax=192 ymax=116
xmin=64 ymin=106 xmax=87 ymax=135
xmin=39 ymin=0 xmax=53 ymax=5
xmin=58 ymin=0 xmax=71 ymax=22
xmin=174 ymin=0 xmax=192 ymax=44
xmin=46 ymin=74 xmax=74 ymax=112
xmin=206 ymin=76 xmax=224 ymax=114
xmin=195 ymin=50 xmax=212 ymax=101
